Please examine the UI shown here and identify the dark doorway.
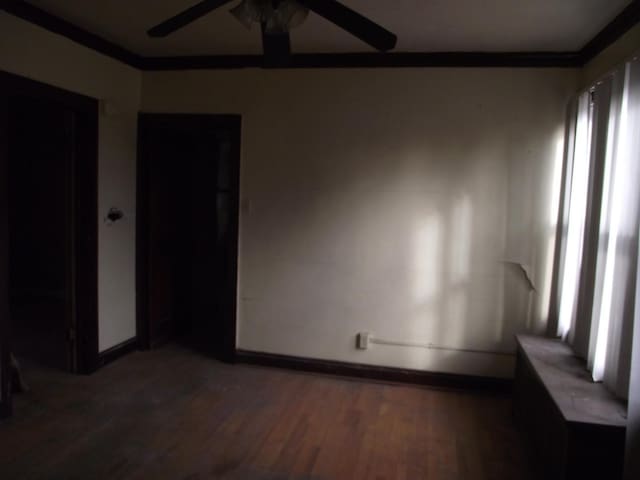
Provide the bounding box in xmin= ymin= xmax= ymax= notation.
xmin=0 ymin=71 xmax=98 ymax=418
xmin=137 ymin=114 xmax=240 ymax=362
xmin=8 ymin=96 xmax=73 ymax=371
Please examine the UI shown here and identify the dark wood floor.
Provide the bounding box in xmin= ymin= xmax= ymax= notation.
xmin=0 ymin=345 xmax=535 ymax=479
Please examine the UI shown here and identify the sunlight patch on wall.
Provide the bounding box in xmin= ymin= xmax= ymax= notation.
xmin=449 ymin=194 xmax=472 ymax=285
xmin=412 ymin=214 xmax=442 ymax=303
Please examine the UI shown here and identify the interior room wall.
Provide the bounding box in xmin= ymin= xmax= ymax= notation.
xmin=6 ymin=10 xmax=619 ymax=377
xmin=142 ymin=67 xmax=577 ymax=377
xmin=0 ymin=12 xmax=140 ymax=352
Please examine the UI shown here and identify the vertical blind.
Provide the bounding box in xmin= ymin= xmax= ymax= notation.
xmin=555 ymin=56 xmax=640 ymax=399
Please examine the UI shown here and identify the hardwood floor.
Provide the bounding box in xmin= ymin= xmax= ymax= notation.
xmin=0 ymin=345 xmax=535 ymax=479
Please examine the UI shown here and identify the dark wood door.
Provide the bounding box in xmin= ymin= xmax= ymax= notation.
xmin=138 ymin=115 xmax=240 ymax=361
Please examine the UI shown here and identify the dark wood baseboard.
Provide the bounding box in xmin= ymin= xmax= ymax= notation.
xmin=235 ymin=349 xmax=512 ymax=393
xmin=98 ymin=337 xmax=138 ymax=368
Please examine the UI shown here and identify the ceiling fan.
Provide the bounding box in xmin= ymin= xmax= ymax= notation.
xmin=147 ymin=0 xmax=398 ymax=63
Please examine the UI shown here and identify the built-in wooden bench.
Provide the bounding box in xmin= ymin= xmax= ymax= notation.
xmin=514 ymin=335 xmax=627 ymax=480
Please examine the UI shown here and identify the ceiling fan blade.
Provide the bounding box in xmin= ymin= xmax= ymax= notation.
xmin=261 ymin=23 xmax=291 ymax=67
xmin=296 ymin=0 xmax=397 ymax=51
xmin=147 ymin=0 xmax=235 ymax=37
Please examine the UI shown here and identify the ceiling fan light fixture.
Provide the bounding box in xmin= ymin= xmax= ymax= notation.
xmin=148 ymin=0 xmax=397 ymax=53
xmin=230 ymin=0 xmax=308 ymax=33
xmin=229 ymin=0 xmax=261 ymax=29
xmin=274 ymin=1 xmax=309 ymax=30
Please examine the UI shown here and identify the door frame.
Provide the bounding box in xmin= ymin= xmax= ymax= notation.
xmin=0 ymin=72 xmax=99 ymax=413
xmin=136 ymin=113 xmax=241 ymax=361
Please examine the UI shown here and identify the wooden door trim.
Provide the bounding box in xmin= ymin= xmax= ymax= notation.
xmin=0 ymin=80 xmax=10 ymax=417
xmin=0 ymin=70 xmax=99 ymax=380
xmin=136 ymin=113 xmax=241 ymax=360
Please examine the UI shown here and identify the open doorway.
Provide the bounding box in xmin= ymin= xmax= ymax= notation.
xmin=137 ymin=114 xmax=241 ymax=362
xmin=0 ymin=72 xmax=99 ymax=418
xmin=8 ymin=96 xmax=74 ymax=371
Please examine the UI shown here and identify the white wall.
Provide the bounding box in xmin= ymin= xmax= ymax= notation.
xmin=142 ymin=67 xmax=576 ymax=377
xmin=0 ymin=13 xmax=140 ymax=352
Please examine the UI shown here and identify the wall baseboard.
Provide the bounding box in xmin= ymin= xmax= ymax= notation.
xmin=235 ymin=349 xmax=512 ymax=393
xmin=98 ymin=337 xmax=138 ymax=368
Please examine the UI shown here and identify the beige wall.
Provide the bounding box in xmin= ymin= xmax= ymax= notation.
xmin=0 ymin=13 xmax=140 ymax=351
xmin=142 ymin=68 xmax=576 ymax=377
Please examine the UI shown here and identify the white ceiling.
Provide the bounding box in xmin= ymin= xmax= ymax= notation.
xmin=27 ymin=0 xmax=632 ymax=56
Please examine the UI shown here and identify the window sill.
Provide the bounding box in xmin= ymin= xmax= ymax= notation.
xmin=514 ymin=334 xmax=626 ymax=479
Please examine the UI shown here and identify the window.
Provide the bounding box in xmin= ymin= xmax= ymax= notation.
xmin=553 ymin=56 xmax=640 ymax=399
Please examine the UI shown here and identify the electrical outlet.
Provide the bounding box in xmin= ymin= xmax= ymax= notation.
xmin=357 ymin=332 xmax=371 ymax=350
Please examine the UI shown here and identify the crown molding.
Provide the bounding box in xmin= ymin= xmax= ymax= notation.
xmin=140 ymin=51 xmax=582 ymax=70
xmin=579 ymin=0 xmax=640 ymax=63
xmin=2 ymin=0 xmax=142 ymax=68
xmin=2 ymin=0 xmax=639 ymax=70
